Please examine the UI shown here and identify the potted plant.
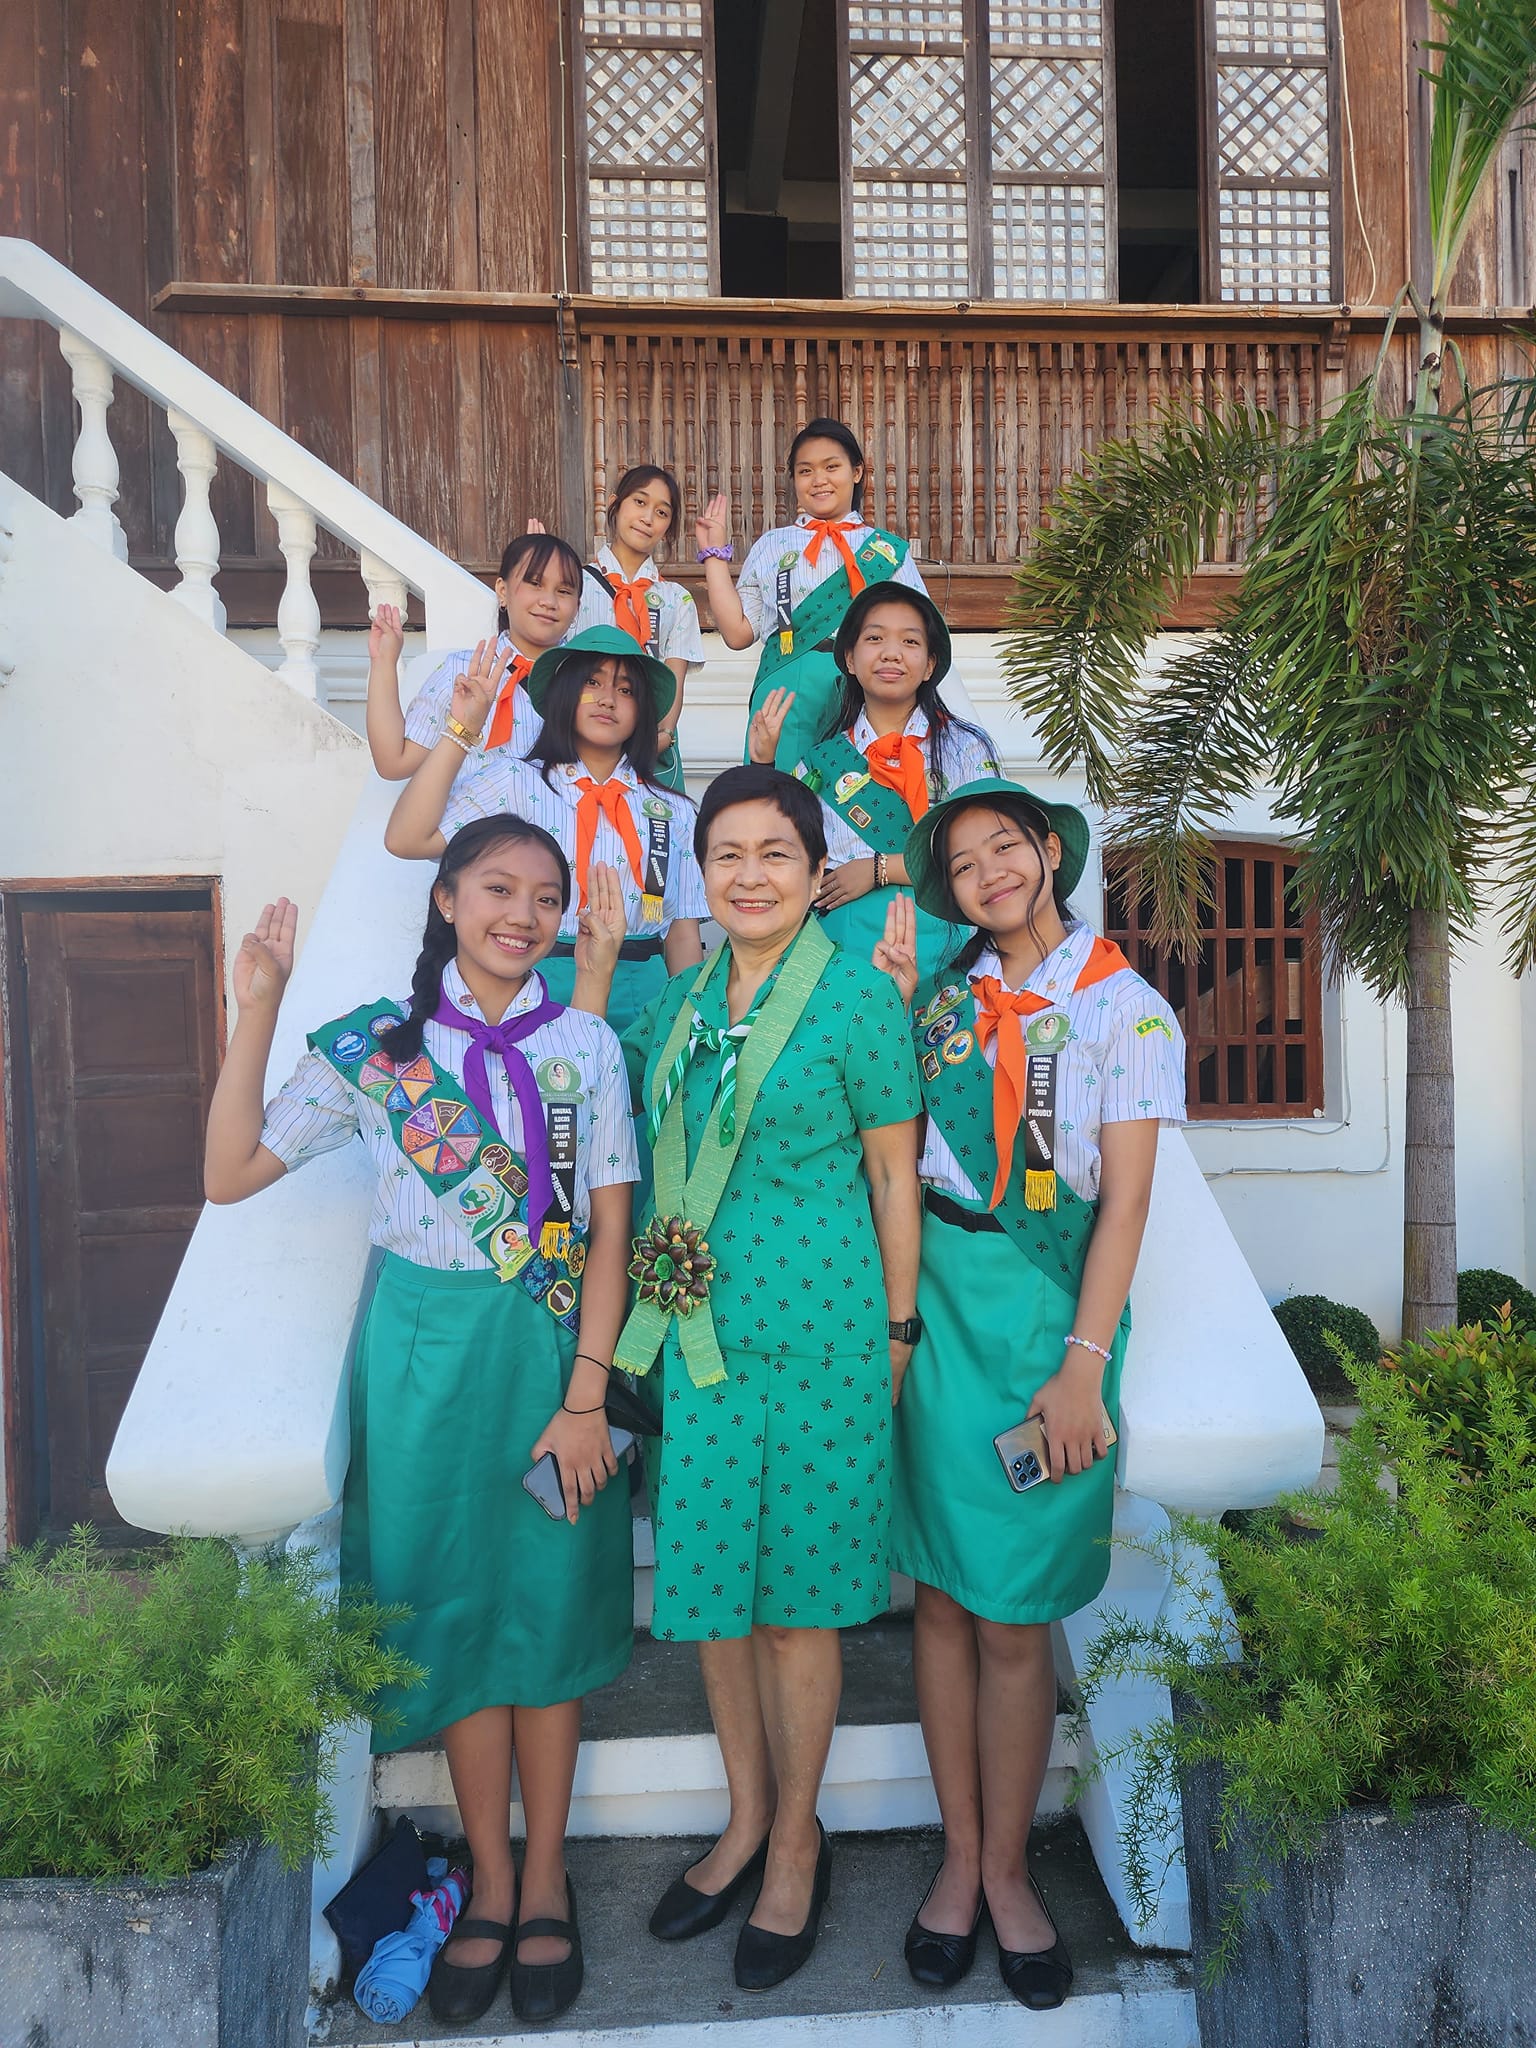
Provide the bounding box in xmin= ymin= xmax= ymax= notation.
xmin=0 ymin=1529 xmax=417 ymax=2048
xmin=1077 ymin=1332 xmax=1536 ymax=2046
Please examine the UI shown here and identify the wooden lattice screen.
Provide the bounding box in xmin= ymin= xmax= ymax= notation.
xmin=576 ymin=0 xmax=719 ymax=296
xmin=1206 ymin=0 xmax=1336 ymax=303
xmin=989 ymin=4 xmax=1116 ymax=301
xmin=1104 ymin=841 xmax=1325 ymax=1119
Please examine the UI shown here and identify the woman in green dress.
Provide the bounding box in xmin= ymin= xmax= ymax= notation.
xmin=202 ymin=818 xmax=638 ymax=2026
xmin=577 ymin=763 xmax=923 ymax=1991
xmin=872 ymin=779 xmax=1185 ymax=2011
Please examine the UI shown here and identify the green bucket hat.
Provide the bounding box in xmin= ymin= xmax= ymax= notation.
xmin=832 ymin=582 xmax=953 ymax=688
xmin=525 ymin=625 xmax=676 ymax=720
xmin=904 ymin=776 xmax=1091 ymax=924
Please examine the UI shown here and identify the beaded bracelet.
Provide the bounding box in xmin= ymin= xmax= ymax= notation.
xmin=1064 ymin=1334 xmax=1112 ymax=1362
xmin=697 ymin=544 xmax=734 ymax=563
xmin=875 ymin=851 xmax=889 ymax=889
xmin=442 ymin=728 xmax=474 ymax=755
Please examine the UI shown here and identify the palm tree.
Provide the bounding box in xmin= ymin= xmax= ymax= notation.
xmin=1002 ymin=0 xmax=1536 ymax=1342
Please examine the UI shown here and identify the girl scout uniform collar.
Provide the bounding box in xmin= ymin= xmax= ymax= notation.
xmin=526 ymin=623 xmax=677 ymax=719
xmin=903 ymin=775 xmax=1091 ymax=920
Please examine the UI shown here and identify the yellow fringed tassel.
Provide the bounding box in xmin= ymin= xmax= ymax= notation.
xmin=778 ymin=627 xmax=794 ymax=655
xmin=1024 ymin=1169 xmax=1057 ymax=1212
xmin=540 ymin=1221 xmax=573 ymax=1261
xmin=641 ymin=893 xmax=664 ymax=922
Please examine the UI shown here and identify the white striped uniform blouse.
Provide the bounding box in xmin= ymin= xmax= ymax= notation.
xmin=403 ymin=631 xmax=542 ymax=760
xmin=440 ymin=756 xmax=708 ymax=942
xmin=733 ymin=514 xmax=929 ymax=646
xmin=570 ymin=545 xmax=707 ymax=674
xmin=806 ymin=706 xmax=1003 ymax=868
xmin=919 ymin=921 xmax=1187 ymax=1207
xmin=258 ymin=961 xmax=638 ymax=1271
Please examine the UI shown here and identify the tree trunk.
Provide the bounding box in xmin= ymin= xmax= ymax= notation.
xmin=1402 ymin=903 xmax=1457 ymax=1340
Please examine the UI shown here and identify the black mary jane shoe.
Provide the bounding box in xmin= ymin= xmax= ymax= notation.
xmin=508 ymin=1873 xmax=583 ymax=2024
xmin=996 ymin=1875 xmax=1074 ymax=2011
xmin=903 ymin=1868 xmax=985 ymax=1989
xmin=649 ymin=1834 xmax=771 ymax=1941
xmin=427 ymin=1914 xmax=515 ymax=2024
xmin=733 ymin=1820 xmax=832 ymax=1992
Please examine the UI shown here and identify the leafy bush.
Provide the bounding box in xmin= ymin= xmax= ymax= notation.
xmin=1382 ymin=1314 xmax=1536 ymax=1477
xmin=1458 ymin=1266 xmax=1536 ymax=1336
xmin=1271 ymin=1293 xmax=1380 ymax=1402
xmin=0 ymin=1530 xmax=421 ymax=1881
xmin=1076 ymin=1356 xmax=1536 ymax=1974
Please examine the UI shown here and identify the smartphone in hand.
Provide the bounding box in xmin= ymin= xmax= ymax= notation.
xmin=522 ymin=1427 xmax=636 ymax=1520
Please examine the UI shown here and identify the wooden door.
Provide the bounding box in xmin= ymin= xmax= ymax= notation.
xmin=18 ymin=900 xmax=218 ymax=1533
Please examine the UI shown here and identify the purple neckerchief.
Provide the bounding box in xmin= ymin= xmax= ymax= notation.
xmin=429 ymin=984 xmax=564 ymax=1241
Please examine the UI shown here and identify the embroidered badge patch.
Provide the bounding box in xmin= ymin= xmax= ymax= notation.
xmin=331 ymin=1029 xmax=368 ymax=1064
xmin=369 ymin=1013 xmax=397 ymax=1040
xmin=925 ymin=1014 xmax=959 ymax=1046
xmin=869 ymin=538 xmax=898 ymax=564
xmin=917 ymin=983 xmax=965 ymax=1030
xmin=921 ymin=1050 xmax=941 ymax=1081
xmin=941 ymin=1030 xmax=975 ymax=1065
xmin=848 ymin=804 xmax=873 ymax=829
xmin=834 ymin=769 xmax=871 ymax=803
xmin=1135 ymin=1015 xmax=1173 ymax=1039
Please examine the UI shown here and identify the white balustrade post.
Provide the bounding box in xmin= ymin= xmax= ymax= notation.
xmin=166 ymin=407 xmax=227 ymax=634
xmin=59 ymin=327 xmax=128 ymax=561
xmin=359 ymin=549 xmax=409 ymax=624
xmin=266 ymin=481 xmax=322 ymax=699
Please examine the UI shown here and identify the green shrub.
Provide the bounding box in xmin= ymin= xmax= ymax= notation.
xmin=1076 ymin=1355 xmax=1536 ymax=1975
xmin=1382 ymin=1315 xmax=1536 ymax=1477
xmin=0 ymin=1530 xmax=421 ymax=1882
xmin=1458 ymin=1266 xmax=1536 ymax=1336
xmin=1271 ymin=1293 xmax=1380 ymax=1401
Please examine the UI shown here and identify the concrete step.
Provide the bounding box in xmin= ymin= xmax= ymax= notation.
xmin=373 ymin=1617 xmax=1083 ymax=1841
xmin=315 ymin=1821 xmax=1195 ymax=2047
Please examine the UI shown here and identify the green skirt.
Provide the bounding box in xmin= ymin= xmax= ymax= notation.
xmin=748 ymin=643 xmax=841 ymax=772
xmin=341 ymin=1254 xmax=633 ymax=1751
xmin=891 ymin=1205 xmax=1127 ymax=1625
xmin=817 ymin=889 xmax=966 ymax=988
xmin=540 ymin=946 xmax=670 ymax=1037
xmin=646 ymin=1330 xmax=891 ymax=1642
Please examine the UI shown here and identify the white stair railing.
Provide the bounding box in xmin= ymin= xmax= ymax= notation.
xmin=0 ymin=238 xmax=490 ymax=660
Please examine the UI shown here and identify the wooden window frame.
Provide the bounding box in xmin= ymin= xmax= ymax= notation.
xmin=1104 ymin=839 xmax=1325 ymax=1120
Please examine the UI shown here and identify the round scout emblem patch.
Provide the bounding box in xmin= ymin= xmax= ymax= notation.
xmin=565 ymin=1238 xmax=587 ymax=1278
xmin=941 ymin=1030 xmax=975 ymax=1065
xmin=1025 ymin=1013 xmax=1071 ymax=1054
xmin=642 ymin=795 xmax=671 ymax=819
xmin=536 ymin=1056 xmax=583 ymax=1101
xmin=925 ymin=1013 xmax=959 ymax=1046
xmin=368 ymin=1013 xmax=397 ymax=1040
xmin=331 ymin=1029 xmax=368 ymax=1064
xmin=778 ymin=548 xmax=800 ymax=569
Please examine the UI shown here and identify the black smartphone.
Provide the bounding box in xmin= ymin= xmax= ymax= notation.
xmin=522 ymin=1428 xmax=636 ymax=1520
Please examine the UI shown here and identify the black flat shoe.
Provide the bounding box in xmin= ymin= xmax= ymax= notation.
xmin=997 ymin=1875 xmax=1073 ymax=2011
xmin=649 ymin=1834 xmax=771 ymax=1941
xmin=427 ymin=1915 xmax=514 ymax=2024
xmin=904 ymin=1868 xmax=984 ymax=1988
xmin=508 ymin=1873 xmax=583 ymax=2023
xmin=733 ymin=1820 xmax=832 ymax=1992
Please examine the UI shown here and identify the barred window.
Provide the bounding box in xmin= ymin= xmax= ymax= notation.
xmin=1104 ymin=840 xmax=1324 ymax=1118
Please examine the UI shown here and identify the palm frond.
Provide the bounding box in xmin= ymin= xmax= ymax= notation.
xmin=1425 ymin=0 xmax=1536 ymax=301
xmin=1002 ymin=404 xmax=1287 ymax=806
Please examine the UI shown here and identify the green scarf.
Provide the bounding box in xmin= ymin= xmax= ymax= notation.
xmin=617 ymin=919 xmax=835 ymax=1388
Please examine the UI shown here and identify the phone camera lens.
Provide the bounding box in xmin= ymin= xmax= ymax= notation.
xmin=1023 ymin=1454 xmax=1040 ymax=1479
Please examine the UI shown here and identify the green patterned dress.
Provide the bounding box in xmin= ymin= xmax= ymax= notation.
xmin=622 ymin=943 xmax=922 ymax=1640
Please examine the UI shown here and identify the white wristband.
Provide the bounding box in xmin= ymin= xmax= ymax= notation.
xmin=1064 ymin=1333 xmax=1111 ymax=1362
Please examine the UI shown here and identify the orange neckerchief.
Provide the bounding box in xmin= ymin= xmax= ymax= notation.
xmin=573 ymin=775 xmax=645 ymax=908
xmin=609 ymin=574 xmax=654 ymax=650
xmin=970 ymin=935 xmax=1131 ymax=1209
xmin=862 ymin=729 xmax=930 ymax=818
xmin=484 ymin=652 xmax=534 ymax=751
xmin=801 ymin=517 xmax=865 ymax=595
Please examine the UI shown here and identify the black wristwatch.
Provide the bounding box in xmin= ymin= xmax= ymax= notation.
xmin=888 ymin=1314 xmax=923 ymax=1346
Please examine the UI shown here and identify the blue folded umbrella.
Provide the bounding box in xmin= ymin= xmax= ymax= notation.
xmin=353 ymin=1871 xmax=467 ymax=2025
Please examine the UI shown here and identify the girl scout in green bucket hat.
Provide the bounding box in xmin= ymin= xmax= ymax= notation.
xmin=386 ymin=626 xmax=707 ymax=1031
xmin=747 ymin=582 xmax=1001 ymax=982
xmin=870 ymin=777 xmax=1186 ymax=2013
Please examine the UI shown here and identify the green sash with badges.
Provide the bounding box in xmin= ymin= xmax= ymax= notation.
xmin=311 ymin=1001 xmax=587 ymax=1330
xmin=616 ymin=920 xmax=836 ymax=1389
xmin=754 ymin=530 xmax=909 ymax=684
xmin=797 ymin=729 xmax=923 ymax=852
xmin=913 ymin=979 xmax=1120 ymax=1316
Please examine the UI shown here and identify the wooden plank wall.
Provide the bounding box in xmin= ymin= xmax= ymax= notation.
xmin=0 ymin=0 xmax=1529 ymax=623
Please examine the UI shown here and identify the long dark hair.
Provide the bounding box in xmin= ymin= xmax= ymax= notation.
xmin=695 ymin=763 xmax=827 ymax=868
xmin=787 ymin=417 xmax=866 ymax=514
xmin=523 ymin=651 xmax=671 ymax=791
xmin=931 ymin=795 xmax=1074 ymax=976
xmin=495 ymin=532 xmax=584 ymax=635
xmin=823 ymin=592 xmax=985 ymax=791
xmin=606 ymin=464 xmax=682 ymax=557
xmin=377 ymin=818 xmax=572 ymax=1063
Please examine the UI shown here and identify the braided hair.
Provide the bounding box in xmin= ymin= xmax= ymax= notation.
xmin=377 ymin=817 xmax=572 ymax=1063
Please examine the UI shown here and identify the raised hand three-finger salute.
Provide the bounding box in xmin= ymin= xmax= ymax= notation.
xmin=746 ymin=686 xmax=797 ymax=766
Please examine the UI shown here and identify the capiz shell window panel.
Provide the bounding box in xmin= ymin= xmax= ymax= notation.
xmin=989 ymin=2 xmax=1115 ymax=300
xmin=579 ymin=0 xmax=718 ymax=295
xmin=1208 ymin=0 xmax=1335 ymax=302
